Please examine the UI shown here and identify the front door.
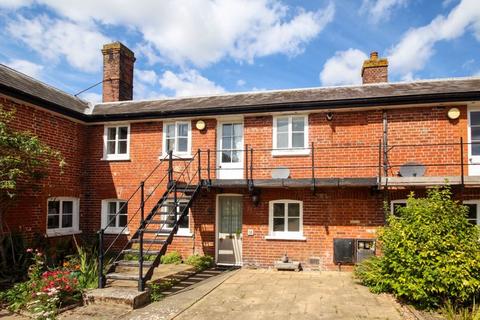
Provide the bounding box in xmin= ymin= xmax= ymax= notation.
xmin=217 ymin=122 xmax=243 ymax=179
xmin=217 ymin=195 xmax=243 ymax=265
xmin=468 ymin=109 xmax=480 ymax=175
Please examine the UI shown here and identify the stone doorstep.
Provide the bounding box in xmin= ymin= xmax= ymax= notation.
xmin=85 ymin=265 xmax=198 ymax=309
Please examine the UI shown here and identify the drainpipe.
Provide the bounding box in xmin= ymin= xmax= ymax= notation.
xmin=382 ymin=110 xmax=388 ymax=177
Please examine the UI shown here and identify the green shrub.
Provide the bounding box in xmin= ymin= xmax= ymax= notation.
xmin=148 ymin=279 xmax=178 ymax=302
xmin=161 ymin=251 xmax=182 ymax=264
xmin=185 ymin=254 xmax=213 ymax=271
xmin=356 ymin=186 xmax=480 ymax=309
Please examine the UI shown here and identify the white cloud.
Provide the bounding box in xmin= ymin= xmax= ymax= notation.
xmin=78 ymin=92 xmax=102 ymax=103
xmin=4 ymin=58 xmax=43 ymax=78
xmin=136 ymin=69 xmax=158 ymax=84
xmin=319 ymin=49 xmax=368 ymax=86
xmin=7 ymin=0 xmax=334 ymax=68
xmin=236 ymin=79 xmax=246 ymax=87
xmin=388 ymin=0 xmax=480 ymax=78
xmin=159 ymin=70 xmax=225 ymax=97
xmin=6 ymin=14 xmax=110 ymax=72
xmin=0 ymin=0 xmax=32 ymax=8
xmin=361 ymin=0 xmax=409 ymax=23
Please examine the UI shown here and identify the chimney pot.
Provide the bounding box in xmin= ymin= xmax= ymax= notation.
xmin=361 ymin=51 xmax=388 ymax=84
xmin=102 ymin=41 xmax=135 ymax=102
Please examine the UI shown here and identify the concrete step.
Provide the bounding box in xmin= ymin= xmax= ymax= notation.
xmin=122 ymin=249 xmax=161 ymax=255
xmin=106 ymin=273 xmax=140 ymax=281
xmin=130 ymin=238 xmax=167 ymax=244
xmin=115 ymin=260 xmax=155 ymax=267
xmin=84 ymin=287 xmax=149 ymax=309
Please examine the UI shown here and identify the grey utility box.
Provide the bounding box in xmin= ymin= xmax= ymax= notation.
xmin=355 ymin=239 xmax=376 ymax=263
xmin=333 ymin=238 xmax=376 ymax=265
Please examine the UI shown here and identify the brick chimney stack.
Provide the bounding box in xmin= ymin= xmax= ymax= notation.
xmin=102 ymin=42 xmax=135 ymax=102
xmin=361 ymin=51 xmax=388 ymax=84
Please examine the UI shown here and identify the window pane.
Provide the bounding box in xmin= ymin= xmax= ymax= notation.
xmin=118 ymin=214 xmax=128 ymax=227
xmin=232 ymin=136 xmax=242 ymax=150
xmin=166 ymin=138 xmax=175 ymax=152
xmin=62 ymin=214 xmax=73 ymax=228
xmin=277 ymin=118 xmax=288 ymax=132
xmin=107 ymin=214 xmax=116 ymax=227
xmin=273 ymin=217 xmax=285 ymax=231
xmin=118 ymin=141 xmax=127 ymax=154
xmin=223 ymin=124 xmax=232 ymax=137
xmin=288 ymin=218 xmax=300 ymax=232
xmin=233 ymin=124 xmax=242 ymax=137
xmin=231 ymin=150 xmax=240 ymax=163
xmin=107 ymin=127 xmax=116 ymax=140
xmin=119 ymin=202 xmax=127 ymax=214
xmin=107 ymin=141 xmax=116 ymax=154
xmin=222 ymin=136 xmax=232 ymax=150
xmin=166 ymin=124 xmax=175 ymax=138
xmin=222 ymin=151 xmax=231 ymax=163
xmin=277 ymin=132 xmax=288 ymax=148
xmin=62 ymin=201 xmax=73 ymax=214
xmin=48 ymin=215 xmax=59 ymax=229
xmin=292 ymin=117 xmax=305 ymax=132
xmin=292 ymin=132 xmax=304 ymax=148
xmin=288 ymin=203 xmax=300 ymax=217
xmin=472 ymin=127 xmax=480 ymax=140
xmin=178 ymin=214 xmax=189 ymax=229
xmin=118 ymin=127 xmax=128 ymax=140
xmin=393 ymin=202 xmax=406 ymax=216
xmin=471 ymin=112 xmax=480 ymax=125
xmin=48 ymin=201 xmax=60 ymax=215
xmin=108 ymin=202 xmax=117 ymax=214
xmin=466 ymin=204 xmax=477 ymax=223
xmin=273 ymin=203 xmax=284 ymax=217
xmin=472 ymin=142 xmax=480 ymax=156
xmin=178 ymin=137 xmax=188 ymax=152
xmin=178 ymin=123 xmax=188 ymax=137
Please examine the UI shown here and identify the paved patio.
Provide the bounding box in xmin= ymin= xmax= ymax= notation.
xmin=126 ymin=269 xmax=404 ymax=320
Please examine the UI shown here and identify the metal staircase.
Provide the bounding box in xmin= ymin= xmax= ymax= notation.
xmin=98 ymin=151 xmax=203 ymax=291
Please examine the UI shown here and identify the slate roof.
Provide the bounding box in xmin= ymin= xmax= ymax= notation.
xmin=1 ymin=60 xmax=480 ymax=121
xmin=92 ymin=77 xmax=480 ymax=118
xmin=0 ymin=63 xmax=89 ymax=114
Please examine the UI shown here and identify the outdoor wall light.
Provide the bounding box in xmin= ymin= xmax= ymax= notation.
xmin=326 ymin=112 xmax=334 ymax=121
xmin=447 ymin=108 xmax=460 ymax=120
xmin=252 ymin=193 xmax=260 ymax=207
xmin=195 ymin=120 xmax=206 ymax=131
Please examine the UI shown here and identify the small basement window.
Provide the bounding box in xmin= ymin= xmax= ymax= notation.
xmin=390 ymin=199 xmax=407 ymax=217
xmin=47 ymin=197 xmax=80 ymax=236
xmin=103 ymin=125 xmax=130 ymax=160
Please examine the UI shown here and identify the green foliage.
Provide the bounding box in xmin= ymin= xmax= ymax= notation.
xmin=185 ymin=254 xmax=213 ymax=271
xmin=161 ymin=251 xmax=182 ymax=264
xmin=0 ymin=105 xmax=64 ymax=201
xmin=356 ymin=186 xmax=480 ymax=309
xmin=148 ymin=279 xmax=178 ymax=302
xmin=441 ymin=301 xmax=480 ymax=320
xmin=66 ymin=244 xmax=99 ymax=290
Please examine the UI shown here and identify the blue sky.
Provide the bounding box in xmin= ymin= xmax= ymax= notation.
xmin=0 ymin=0 xmax=479 ymax=103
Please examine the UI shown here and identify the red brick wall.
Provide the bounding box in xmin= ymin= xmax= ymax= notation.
xmin=1 ymin=97 xmax=86 ymax=241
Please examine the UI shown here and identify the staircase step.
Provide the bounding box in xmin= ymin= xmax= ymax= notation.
xmin=123 ymin=249 xmax=161 ymax=255
xmin=115 ymin=260 xmax=155 ymax=267
xmin=142 ymin=229 xmax=172 ymax=234
xmin=130 ymin=238 xmax=167 ymax=244
xmin=147 ymin=219 xmax=174 ymax=225
xmin=105 ymin=273 xmax=140 ymax=281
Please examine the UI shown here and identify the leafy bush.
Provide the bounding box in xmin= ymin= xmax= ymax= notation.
xmin=148 ymin=279 xmax=178 ymax=302
xmin=161 ymin=251 xmax=182 ymax=265
xmin=185 ymin=254 xmax=213 ymax=271
xmin=356 ymin=187 xmax=480 ymax=309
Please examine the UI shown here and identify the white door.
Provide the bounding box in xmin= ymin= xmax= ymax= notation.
xmin=217 ymin=122 xmax=244 ymax=179
xmin=217 ymin=195 xmax=243 ymax=265
xmin=468 ymin=109 xmax=480 ymax=175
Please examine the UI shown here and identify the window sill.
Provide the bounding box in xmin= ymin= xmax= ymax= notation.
xmin=271 ymin=149 xmax=311 ymax=157
xmin=156 ymin=230 xmax=193 ymax=237
xmin=159 ymin=154 xmax=193 ymax=160
xmin=104 ymin=228 xmax=130 ymax=235
xmin=101 ymin=156 xmax=130 ymax=161
xmin=46 ymin=230 xmax=82 ymax=238
xmin=265 ymin=235 xmax=306 ymax=241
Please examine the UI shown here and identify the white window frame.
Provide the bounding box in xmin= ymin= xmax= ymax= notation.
xmin=46 ymin=197 xmax=80 ymax=237
xmin=162 ymin=121 xmax=192 ymax=158
xmin=103 ymin=124 xmax=130 ymax=161
xmin=160 ymin=200 xmax=192 ymax=237
xmin=101 ymin=199 xmax=129 ymax=234
xmin=390 ymin=199 xmax=407 ymax=215
xmin=463 ymin=200 xmax=480 ymax=225
xmin=266 ymin=200 xmax=305 ymax=240
xmin=272 ymin=115 xmax=309 ymax=156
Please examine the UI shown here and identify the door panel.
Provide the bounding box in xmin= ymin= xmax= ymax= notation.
xmin=217 ymin=196 xmax=243 ymax=265
xmin=217 ymin=122 xmax=243 ymax=179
